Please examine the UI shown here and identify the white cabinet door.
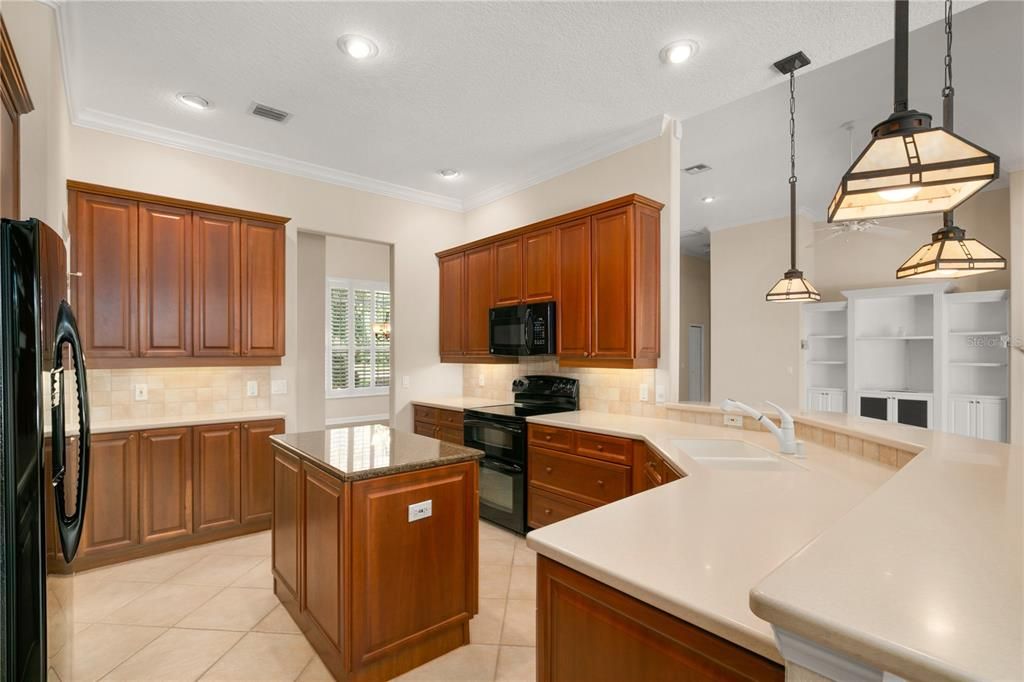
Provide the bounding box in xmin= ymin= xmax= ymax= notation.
xmin=948 ymin=397 xmax=974 ymax=438
xmin=975 ymin=398 xmax=1007 ymax=442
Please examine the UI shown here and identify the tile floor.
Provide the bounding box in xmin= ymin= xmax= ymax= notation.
xmin=52 ymin=520 xmax=535 ymax=681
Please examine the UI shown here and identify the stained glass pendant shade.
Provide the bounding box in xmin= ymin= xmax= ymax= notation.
xmin=896 ymin=218 xmax=1006 ymax=279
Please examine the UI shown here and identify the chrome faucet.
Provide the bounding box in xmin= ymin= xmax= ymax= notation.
xmin=720 ymin=399 xmax=798 ymax=456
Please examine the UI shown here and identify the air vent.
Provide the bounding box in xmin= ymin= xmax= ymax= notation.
xmin=684 ymin=163 xmax=712 ymax=175
xmin=249 ymin=102 xmax=291 ymax=123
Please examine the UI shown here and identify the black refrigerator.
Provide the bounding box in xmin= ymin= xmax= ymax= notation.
xmin=1 ymin=217 xmax=91 ymax=680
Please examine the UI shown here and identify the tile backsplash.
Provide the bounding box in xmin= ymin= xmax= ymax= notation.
xmin=86 ymin=367 xmax=272 ymax=422
xmin=462 ymin=358 xmax=658 ymax=416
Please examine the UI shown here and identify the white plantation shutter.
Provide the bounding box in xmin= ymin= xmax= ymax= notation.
xmin=326 ymin=279 xmax=390 ymax=397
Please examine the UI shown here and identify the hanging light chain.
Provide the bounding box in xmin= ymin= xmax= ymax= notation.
xmin=789 ymin=70 xmax=797 ymax=184
xmin=943 ymin=0 xmax=954 ymax=98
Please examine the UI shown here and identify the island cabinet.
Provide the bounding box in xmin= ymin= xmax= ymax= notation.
xmin=45 ymin=417 xmax=284 ymax=573
xmin=537 ymin=557 xmax=784 ymax=681
xmin=269 ymin=427 xmax=482 ymax=681
xmin=69 ymin=181 xmax=288 ymax=368
xmin=437 ymin=194 xmax=661 ymax=368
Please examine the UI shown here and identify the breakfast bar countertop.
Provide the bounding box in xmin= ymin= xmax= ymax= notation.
xmin=270 ymin=423 xmax=483 ymax=482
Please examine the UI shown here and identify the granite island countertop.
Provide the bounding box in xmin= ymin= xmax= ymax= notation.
xmin=270 ymin=423 xmax=483 ymax=482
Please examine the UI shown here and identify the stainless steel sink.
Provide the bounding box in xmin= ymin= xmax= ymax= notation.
xmin=669 ymin=439 xmax=804 ymax=471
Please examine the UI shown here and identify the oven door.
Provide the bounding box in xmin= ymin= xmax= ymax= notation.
xmin=478 ymin=457 xmax=526 ymax=535
xmin=489 ymin=306 xmax=527 ymax=356
xmin=464 ymin=416 xmax=525 ymax=464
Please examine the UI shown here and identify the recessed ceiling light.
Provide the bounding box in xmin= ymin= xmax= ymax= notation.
xmin=701 ymin=196 xmax=715 ymax=204
xmin=660 ymin=40 xmax=699 ymax=65
xmin=176 ymin=93 xmax=210 ymax=110
xmin=437 ymin=169 xmax=461 ymax=179
xmin=338 ymin=34 xmax=379 ymax=60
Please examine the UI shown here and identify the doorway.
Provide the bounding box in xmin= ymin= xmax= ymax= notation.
xmin=687 ymin=324 xmax=705 ymax=402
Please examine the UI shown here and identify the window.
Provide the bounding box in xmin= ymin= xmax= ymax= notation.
xmin=326 ymin=278 xmax=391 ymax=397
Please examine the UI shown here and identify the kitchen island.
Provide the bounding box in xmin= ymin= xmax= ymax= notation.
xmin=269 ymin=424 xmax=482 ymax=681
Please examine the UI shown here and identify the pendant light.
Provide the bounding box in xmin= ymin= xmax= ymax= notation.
xmin=766 ymin=52 xmax=820 ymax=303
xmin=827 ymin=0 xmax=999 ymax=223
xmin=896 ymin=0 xmax=1006 ymax=279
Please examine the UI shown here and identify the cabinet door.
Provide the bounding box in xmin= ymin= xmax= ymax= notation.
xmin=493 ymin=237 xmax=523 ymax=305
xmin=193 ymin=212 xmax=241 ymax=356
xmin=590 ymin=206 xmax=634 ymax=360
xmin=80 ymin=432 xmax=138 ymax=556
xmin=464 ymin=245 xmax=495 ymax=356
xmin=896 ymin=398 xmax=929 ymax=429
xmin=556 ymin=218 xmax=591 ymax=359
xmin=302 ymin=464 xmax=345 ymax=649
xmin=241 ymin=419 xmax=285 ymax=525
xmin=438 ymin=252 xmax=465 ymax=360
xmin=138 ymin=203 xmax=192 ymax=358
xmin=72 ymin=192 xmax=138 ymax=358
xmin=523 ymin=227 xmax=556 ymax=302
xmin=193 ymin=423 xmax=241 ymax=533
xmin=975 ymin=398 xmax=1006 ymax=442
xmin=241 ymin=220 xmax=286 ymax=356
xmin=949 ymin=397 xmax=974 ymax=437
xmin=139 ymin=427 xmax=192 ymax=544
xmin=273 ymin=447 xmax=302 ymax=602
xmin=860 ymin=395 xmax=889 ymax=421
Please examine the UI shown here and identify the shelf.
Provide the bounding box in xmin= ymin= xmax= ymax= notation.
xmin=807 ymin=386 xmax=846 ymax=392
xmin=857 ymin=335 xmax=933 ymax=341
xmin=807 ymin=360 xmax=846 ymax=365
xmin=806 ymin=334 xmax=846 ymax=339
xmin=949 ymin=361 xmax=1007 ymax=368
xmin=948 ymin=330 xmax=1007 ymax=336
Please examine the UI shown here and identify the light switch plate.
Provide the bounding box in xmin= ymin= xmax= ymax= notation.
xmin=401 ymin=376 xmax=411 ymax=389
xmin=478 ymin=374 xmax=485 ymax=387
xmin=639 ymin=384 xmax=649 ymax=402
xmin=246 ymin=380 xmax=259 ymax=397
xmin=271 ymin=379 xmax=287 ymax=395
xmin=408 ymin=500 xmax=432 ymax=522
xmin=134 ymin=384 xmax=148 ymax=401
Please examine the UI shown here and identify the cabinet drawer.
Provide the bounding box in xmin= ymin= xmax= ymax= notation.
xmin=529 ymin=448 xmax=630 ymax=506
xmin=576 ymin=432 xmax=632 ymax=464
xmin=438 ymin=409 xmax=464 ymax=429
xmin=641 ymin=448 xmax=664 ymax=487
xmin=528 ymin=487 xmax=595 ymax=528
xmin=413 ymin=405 xmax=440 ymax=423
xmin=528 ymin=425 xmax=575 ymax=452
xmin=414 ymin=421 xmax=438 ymax=439
xmin=439 ymin=427 xmax=464 ymax=445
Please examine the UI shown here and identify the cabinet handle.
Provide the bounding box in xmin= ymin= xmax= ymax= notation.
xmin=597 ymin=479 xmax=604 ymax=487
xmin=545 ymin=466 xmax=552 ymax=473
xmin=596 ymin=444 xmax=604 ymax=451
xmin=544 ymin=508 xmax=552 ymax=515
xmin=583 ymin=351 xmax=590 ymax=357
xmin=544 ymin=435 xmax=552 ymax=441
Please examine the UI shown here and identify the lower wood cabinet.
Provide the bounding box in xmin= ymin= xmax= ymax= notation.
xmin=272 ymin=446 xmax=302 ymax=603
xmin=413 ymin=405 xmax=465 ymax=445
xmin=139 ymin=427 xmax=192 ymax=544
xmin=301 ymin=463 xmax=346 ymax=651
xmin=537 ymin=557 xmax=783 ymax=681
xmin=48 ymin=417 xmax=284 ymax=573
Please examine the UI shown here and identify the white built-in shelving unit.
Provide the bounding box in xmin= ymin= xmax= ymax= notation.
xmin=802 ymin=283 xmax=1010 ymax=442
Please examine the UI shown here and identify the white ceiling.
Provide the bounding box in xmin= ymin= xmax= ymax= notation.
xmin=58 ymin=0 xmax=974 ymax=212
xmin=680 ymin=0 xmax=1023 ymax=252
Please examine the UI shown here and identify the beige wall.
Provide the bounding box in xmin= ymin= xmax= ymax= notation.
xmin=463 ymin=123 xmax=681 ymax=402
xmin=679 ymin=254 xmax=711 ymax=401
xmin=812 ymin=188 xmax=1011 ymax=300
xmin=295 ymin=232 xmax=327 ymax=431
xmin=1010 ymin=173 xmax=1024 ymax=445
xmin=710 ymin=216 xmax=814 ymax=408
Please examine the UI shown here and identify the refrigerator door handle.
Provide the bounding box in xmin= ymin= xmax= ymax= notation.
xmin=51 ymin=300 xmax=90 ymax=563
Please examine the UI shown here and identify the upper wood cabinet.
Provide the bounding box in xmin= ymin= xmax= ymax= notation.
xmin=437 ymin=194 xmax=661 ymax=368
xmin=69 ymin=182 xmax=288 ymax=367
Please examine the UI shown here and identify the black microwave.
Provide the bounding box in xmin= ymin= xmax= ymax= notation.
xmin=489 ymin=302 xmax=556 ymax=356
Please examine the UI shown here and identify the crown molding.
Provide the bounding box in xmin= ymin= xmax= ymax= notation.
xmin=461 ymin=115 xmax=669 ymax=212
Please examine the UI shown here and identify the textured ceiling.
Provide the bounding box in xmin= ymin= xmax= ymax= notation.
xmin=60 ymin=0 xmax=970 ymax=211
xmin=680 ymin=0 xmax=1022 ymax=244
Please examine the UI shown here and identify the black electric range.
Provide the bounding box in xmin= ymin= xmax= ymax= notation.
xmin=464 ymin=376 xmax=579 ymax=534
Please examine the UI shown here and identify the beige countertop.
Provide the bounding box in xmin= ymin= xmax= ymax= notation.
xmin=524 ymin=410 xmax=1022 ymax=679
xmin=411 ymin=396 xmax=505 ymax=412
xmin=270 ymin=424 xmax=482 ymax=481
xmin=45 ymin=410 xmax=287 ymax=437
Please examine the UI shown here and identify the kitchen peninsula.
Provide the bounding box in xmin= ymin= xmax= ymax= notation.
xmin=268 ymin=424 xmax=482 ymax=680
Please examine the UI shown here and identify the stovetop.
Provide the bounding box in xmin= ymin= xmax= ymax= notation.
xmin=465 ymin=375 xmax=580 ymax=421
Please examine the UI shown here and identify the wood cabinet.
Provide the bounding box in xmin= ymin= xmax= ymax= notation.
xmin=272 ymin=446 xmax=302 ymax=603
xmin=413 ymin=406 xmax=464 ymax=445
xmin=633 ymin=443 xmax=682 ymax=494
xmin=241 ymin=419 xmax=285 ymax=524
xmin=193 ymin=423 xmax=242 ymax=533
xmin=69 ymin=182 xmax=287 ymax=367
xmin=193 ymin=212 xmax=241 ymax=357
xmin=437 ymin=195 xmax=660 ymax=367
xmin=139 ymin=427 xmax=192 ymax=544
xmin=80 ymin=432 xmax=139 ymax=556
xmin=537 ymin=557 xmax=783 ymax=681
xmin=302 ymin=463 xmax=346 ymax=650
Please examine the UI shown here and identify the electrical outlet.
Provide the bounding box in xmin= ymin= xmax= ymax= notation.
xmin=134 ymin=384 xmax=148 ymax=401
xmin=639 ymin=384 xmax=649 ymax=402
xmin=401 ymin=376 xmax=411 ymax=389
xmin=246 ymin=380 xmax=259 ymax=397
xmin=271 ymin=379 xmax=287 ymax=395
xmin=478 ymin=374 xmax=486 ymax=387
xmin=655 ymin=385 xmax=666 ymax=403
xmin=724 ymin=414 xmax=743 ymax=428
xmin=408 ymin=499 xmax=432 ymax=523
